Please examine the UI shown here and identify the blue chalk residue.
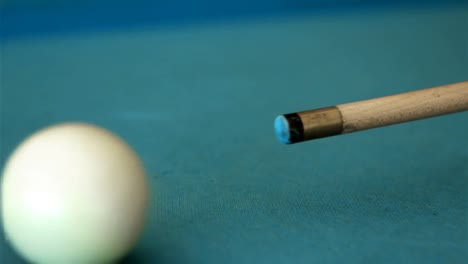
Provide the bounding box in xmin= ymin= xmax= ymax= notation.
xmin=274 ymin=115 xmax=291 ymax=144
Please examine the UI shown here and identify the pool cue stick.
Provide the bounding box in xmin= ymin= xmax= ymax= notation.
xmin=274 ymin=81 xmax=468 ymax=144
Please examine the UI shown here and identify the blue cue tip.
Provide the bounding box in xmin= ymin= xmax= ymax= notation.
xmin=274 ymin=115 xmax=291 ymax=144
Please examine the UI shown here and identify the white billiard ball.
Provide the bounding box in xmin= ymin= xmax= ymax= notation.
xmin=1 ymin=123 xmax=149 ymax=263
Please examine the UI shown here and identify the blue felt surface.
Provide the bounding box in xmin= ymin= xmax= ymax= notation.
xmin=1 ymin=5 xmax=468 ymax=264
xmin=1 ymin=0 xmax=466 ymax=41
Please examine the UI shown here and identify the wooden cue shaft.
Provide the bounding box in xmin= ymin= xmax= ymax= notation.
xmin=276 ymin=81 xmax=468 ymax=144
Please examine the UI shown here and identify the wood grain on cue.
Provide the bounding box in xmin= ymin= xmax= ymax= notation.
xmin=275 ymin=81 xmax=468 ymax=144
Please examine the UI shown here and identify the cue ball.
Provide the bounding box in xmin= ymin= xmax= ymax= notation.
xmin=1 ymin=123 xmax=149 ymax=264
